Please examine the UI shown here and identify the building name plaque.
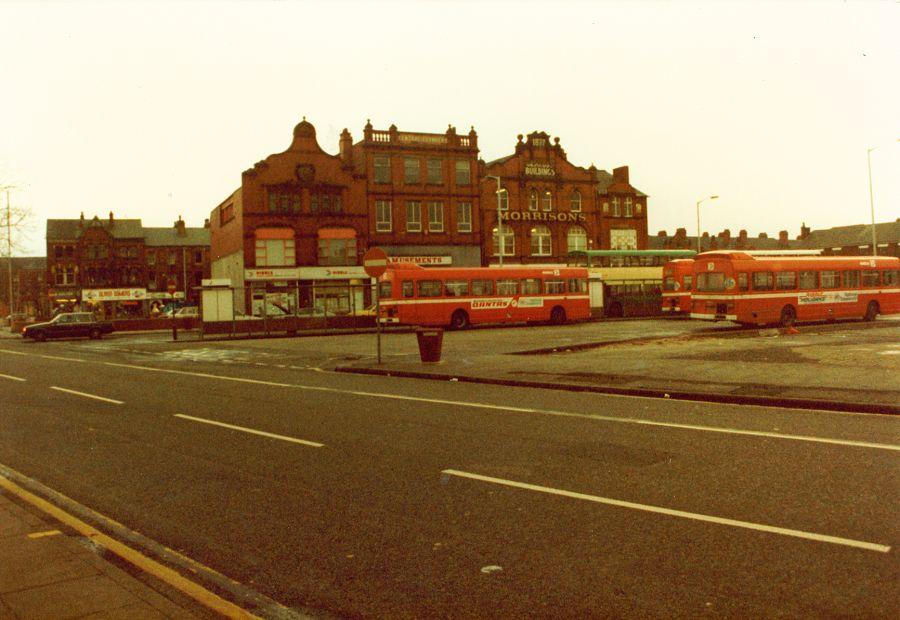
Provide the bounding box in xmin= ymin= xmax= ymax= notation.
xmin=500 ymin=211 xmax=586 ymax=223
xmin=525 ymin=162 xmax=554 ymax=177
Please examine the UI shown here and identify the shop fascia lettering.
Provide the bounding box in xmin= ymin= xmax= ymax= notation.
xmin=500 ymin=211 xmax=586 ymax=223
xmin=82 ymin=288 xmax=147 ymax=302
xmin=387 ymin=256 xmax=452 ymax=266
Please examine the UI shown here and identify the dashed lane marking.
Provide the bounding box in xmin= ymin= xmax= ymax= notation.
xmin=4 ymin=350 xmax=898 ymax=452
xmin=0 ymin=373 xmax=25 ymax=381
xmin=49 ymin=386 xmax=124 ymax=405
xmin=27 ymin=529 xmax=61 ymax=539
xmin=442 ymin=469 xmax=892 ymax=554
xmin=174 ymin=414 xmax=324 ymax=448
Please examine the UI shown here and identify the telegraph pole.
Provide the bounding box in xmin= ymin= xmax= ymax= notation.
xmin=5 ymin=190 xmax=13 ymax=317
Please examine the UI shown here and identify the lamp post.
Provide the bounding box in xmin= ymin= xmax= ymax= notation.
xmin=696 ymin=195 xmax=719 ymax=253
xmin=484 ymin=175 xmax=507 ymax=266
xmin=866 ymin=140 xmax=900 ymax=257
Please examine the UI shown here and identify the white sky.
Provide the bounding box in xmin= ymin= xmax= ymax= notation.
xmin=1 ymin=0 xmax=898 ymax=256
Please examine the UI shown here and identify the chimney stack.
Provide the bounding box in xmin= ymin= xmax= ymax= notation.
xmin=339 ymin=128 xmax=352 ymax=165
xmin=612 ymin=166 xmax=630 ymax=184
xmin=175 ymin=215 xmax=186 ymax=237
xmin=779 ymin=230 xmax=789 ymax=246
xmin=108 ymin=211 xmax=114 ymax=226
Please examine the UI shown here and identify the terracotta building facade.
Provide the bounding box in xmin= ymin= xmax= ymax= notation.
xmin=210 ymin=118 xmax=649 ymax=313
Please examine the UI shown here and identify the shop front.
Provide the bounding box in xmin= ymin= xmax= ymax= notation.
xmin=81 ymin=287 xmax=148 ymax=319
xmin=244 ymin=266 xmax=372 ymax=318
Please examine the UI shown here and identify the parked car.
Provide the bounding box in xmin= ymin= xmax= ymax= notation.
xmin=174 ymin=306 xmax=199 ymax=318
xmin=22 ymin=312 xmax=114 ymax=342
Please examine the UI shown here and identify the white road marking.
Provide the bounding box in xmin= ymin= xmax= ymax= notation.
xmin=442 ymin=469 xmax=892 ymax=554
xmin=3 ymin=352 xmax=895 ymax=453
xmin=49 ymin=386 xmax=124 ymax=405
xmin=0 ymin=373 xmax=26 ymax=382
xmin=174 ymin=414 xmax=324 ymax=447
xmin=0 ymin=349 xmax=84 ymax=363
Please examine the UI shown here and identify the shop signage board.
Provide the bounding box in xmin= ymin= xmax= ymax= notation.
xmin=387 ymin=256 xmax=452 ymax=266
xmin=245 ymin=267 xmax=302 ymax=281
xmin=82 ymin=288 xmax=147 ymax=302
xmin=296 ymin=266 xmax=369 ymax=280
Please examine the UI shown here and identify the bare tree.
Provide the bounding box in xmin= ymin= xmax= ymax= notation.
xmin=1 ymin=186 xmax=34 ymax=316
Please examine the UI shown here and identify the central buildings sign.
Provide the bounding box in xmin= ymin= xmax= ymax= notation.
xmin=524 ymin=162 xmax=554 ymax=177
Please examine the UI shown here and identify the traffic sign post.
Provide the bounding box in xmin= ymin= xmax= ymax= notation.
xmin=167 ymin=280 xmax=178 ymax=341
xmin=363 ymin=248 xmax=388 ymax=364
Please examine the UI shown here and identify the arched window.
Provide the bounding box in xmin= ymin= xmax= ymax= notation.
xmin=492 ymin=224 xmax=515 ymax=256
xmin=530 ymin=225 xmax=552 ymax=256
xmin=567 ymin=226 xmax=588 ymax=253
xmin=529 ymin=190 xmax=538 ymax=211
xmin=542 ymin=190 xmax=552 ymax=211
xmin=570 ymin=191 xmax=582 ymax=212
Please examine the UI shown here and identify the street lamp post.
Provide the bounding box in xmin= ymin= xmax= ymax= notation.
xmin=866 ymin=140 xmax=900 ymax=257
xmin=484 ymin=175 xmax=507 ymax=266
xmin=695 ymin=195 xmax=719 ymax=253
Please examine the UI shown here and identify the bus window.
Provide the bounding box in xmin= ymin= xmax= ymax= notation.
xmin=471 ymin=279 xmax=493 ymax=296
xmin=445 ymin=280 xmax=468 ymax=297
xmin=684 ymin=275 xmax=693 ymax=291
xmin=663 ymin=277 xmax=676 ymax=291
xmin=378 ymin=281 xmax=392 ymax=298
xmin=861 ymin=270 xmax=880 ymax=287
xmin=752 ymin=272 xmax=774 ymax=291
xmin=820 ymin=270 xmax=840 ymax=289
xmin=884 ymin=270 xmax=899 ymax=286
xmin=521 ymin=278 xmax=541 ymax=295
xmin=568 ymin=278 xmax=587 ymax=293
xmin=545 ymin=279 xmax=565 ymax=294
xmin=697 ymin=272 xmax=727 ymax=292
xmin=799 ymin=271 xmax=816 ymax=290
xmin=843 ymin=270 xmax=860 ymax=288
xmin=738 ymin=273 xmax=749 ymax=291
xmin=775 ymin=271 xmax=797 ymax=290
xmin=497 ymin=279 xmax=517 ymax=296
xmin=418 ymin=280 xmax=442 ymax=297
xmin=402 ymin=281 xmax=415 ymax=298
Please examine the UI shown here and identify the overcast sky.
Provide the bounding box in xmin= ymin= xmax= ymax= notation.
xmin=1 ymin=0 xmax=898 ymax=256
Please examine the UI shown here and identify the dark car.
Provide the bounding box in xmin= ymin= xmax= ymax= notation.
xmin=22 ymin=312 xmax=115 ymax=342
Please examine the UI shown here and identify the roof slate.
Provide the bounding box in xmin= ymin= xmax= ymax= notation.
xmin=143 ymin=227 xmax=210 ymax=247
xmin=46 ymin=218 xmax=144 ymax=240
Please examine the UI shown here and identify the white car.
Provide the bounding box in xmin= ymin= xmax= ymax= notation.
xmin=174 ymin=306 xmax=199 ymax=317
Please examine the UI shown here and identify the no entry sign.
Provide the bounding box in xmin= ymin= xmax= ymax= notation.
xmin=363 ymin=247 xmax=388 ymax=279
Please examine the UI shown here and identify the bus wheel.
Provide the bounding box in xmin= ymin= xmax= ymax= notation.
xmin=550 ymin=306 xmax=567 ymax=325
xmin=450 ymin=310 xmax=469 ymax=330
xmin=780 ymin=305 xmax=796 ymax=327
xmin=864 ymin=301 xmax=879 ymax=322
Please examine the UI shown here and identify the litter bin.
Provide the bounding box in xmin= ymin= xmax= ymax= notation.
xmin=415 ymin=327 xmax=444 ymax=363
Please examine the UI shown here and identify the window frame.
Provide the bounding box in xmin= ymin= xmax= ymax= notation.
xmin=405 ymin=201 xmax=422 ymax=233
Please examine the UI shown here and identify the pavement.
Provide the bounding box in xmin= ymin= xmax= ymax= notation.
xmin=0 ymin=479 xmax=208 ymax=619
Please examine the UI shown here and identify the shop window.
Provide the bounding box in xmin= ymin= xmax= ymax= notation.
xmin=457 ymin=202 xmax=472 ymax=233
xmin=317 ymin=228 xmax=357 ymax=266
xmin=427 ymin=159 xmax=442 ymax=184
xmin=570 ymin=191 xmax=582 ymax=212
xmin=529 ymin=190 xmax=538 ymax=211
xmin=492 ymin=224 xmax=515 ymax=256
xmin=406 ymin=201 xmax=422 ymax=232
xmin=404 ymin=158 xmax=420 ymax=184
xmin=455 ymin=160 xmax=470 ymax=185
xmin=497 ymin=279 xmax=517 ymax=295
xmin=374 ymin=156 xmax=391 ymax=183
xmin=542 ymin=191 xmax=552 ymax=212
xmin=428 ymin=202 xmax=444 ymax=232
xmin=375 ymin=200 xmax=392 ymax=232
xmin=530 ymin=225 xmax=552 ymax=256
xmin=255 ymin=228 xmax=296 ymax=267
xmin=567 ymin=226 xmax=587 ymax=253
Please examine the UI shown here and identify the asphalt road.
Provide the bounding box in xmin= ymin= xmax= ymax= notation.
xmin=1 ymin=335 xmax=898 ymax=618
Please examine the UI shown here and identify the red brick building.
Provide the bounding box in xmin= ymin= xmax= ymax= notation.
xmin=0 ymin=257 xmax=47 ymax=319
xmin=46 ymin=213 xmax=210 ymax=317
xmin=481 ymin=131 xmax=648 ymax=265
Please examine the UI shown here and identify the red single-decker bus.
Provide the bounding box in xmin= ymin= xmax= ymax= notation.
xmin=378 ymin=265 xmax=590 ymax=328
xmin=690 ymin=251 xmax=900 ymax=326
xmin=661 ymin=259 xmax=695 ymax=315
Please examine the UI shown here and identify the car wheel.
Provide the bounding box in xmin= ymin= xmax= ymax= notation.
xmin=35 ymin=331 xmax=47 ymax=342
xmin=450 ymin=310 xmax=469 ymax=330
xmin=780 ymin=305 xmax=796 ymax=327
xmin=864 ymin=301 xmax=879 ymax=322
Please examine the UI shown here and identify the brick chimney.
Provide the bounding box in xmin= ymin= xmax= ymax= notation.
xmin=108 ymin=211 xmax=114 ymax=226
xmin=738 ymin=229 xmax=748 ymax=248
xmin=175 ymin=216 xmax=186 ymax=237
xmin=339 ymin=128 xmax=352 ymax=165
xmin=612 ymin=166 xmax=630 ymax=184
xmin=80 ymin=212 xmax=85 ymax=228
xmin=799 ymin=222 xmax=811 ymax=240
xmin=203 ymin=218 xmax=210 ymax=228
xmin=779 ymin=230 xmax=788 ymax=246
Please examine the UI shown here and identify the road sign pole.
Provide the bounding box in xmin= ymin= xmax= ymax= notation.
xmin=362 ymin=247 xmax=388 ymax=365
xmin=375 ymin=282 xmax=381 ymax=364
